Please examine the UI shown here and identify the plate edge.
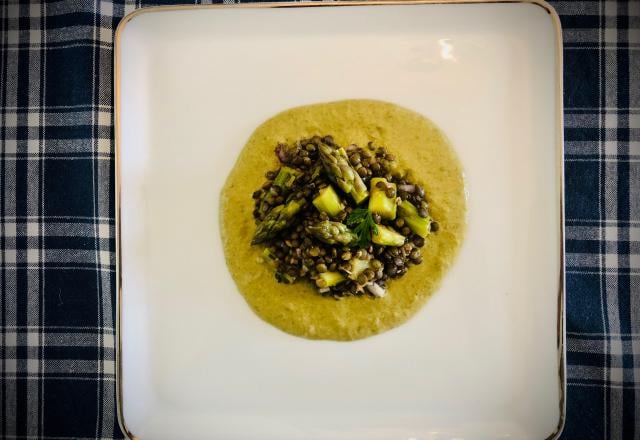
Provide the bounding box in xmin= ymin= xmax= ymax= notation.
xmin=113 ymin=1 xmax=566 ymax=439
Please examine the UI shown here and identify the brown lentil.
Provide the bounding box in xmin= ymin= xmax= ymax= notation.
xmin=413 ymin=236 xmax=425 ymax=247
xmin=316 ymin=263 xmax=327 ymax=273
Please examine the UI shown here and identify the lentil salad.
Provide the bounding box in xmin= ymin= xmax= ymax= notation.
xmin=251 ymin=135 xmax=437 ymax=300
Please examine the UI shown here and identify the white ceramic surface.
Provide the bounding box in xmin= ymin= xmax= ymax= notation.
xmin=117 ymin=3 xmax=563 ymax=439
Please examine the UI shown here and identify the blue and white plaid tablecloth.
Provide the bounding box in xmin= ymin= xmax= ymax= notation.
xmin=1 ymin=1 xmax=638 ymax=438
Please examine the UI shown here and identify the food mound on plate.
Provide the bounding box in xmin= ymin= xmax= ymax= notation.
xmin=221 ymin=100 xmax=465 ymax=341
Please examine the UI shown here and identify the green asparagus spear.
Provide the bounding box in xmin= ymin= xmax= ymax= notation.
xmin=312 ymin=185 xmax=344 ymax=217
xmin=398 ymin=200 xmax=431 ymax=238
xmin=252 ymin=198 xmax=304 ymax=244
xmin=318 ymin=142 xmax=369 ymax=204
xmin=368 ymin=177 xmax=397 ymax=220
xmin=259 ymin=166 xmax=302 ymax=213
xmin=371 ymin=224 xmax=406 ymax=247
xmin=305 ymin=221 xmax=358 ymax=246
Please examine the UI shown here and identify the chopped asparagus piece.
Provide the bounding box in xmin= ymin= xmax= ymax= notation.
xmin=318 ymin=142 xmax=369 ymax=204
xmin=312 ymin=185 xmax=344 ymax=217
xmin=252 ymin=198 xmax=304 ymax=244
xmin=273 ymin=166 xmax=301 ymax=187
xmin=368 ymin=177 xmax=397 ymax=220
xmin=259 ymin=166 xmax=301 ymax=213
xmin=306 ymin=221 xmax=357 ymax=246
xmin=371 ymin=224 xmax=406 ymax=247
xmin=398 ymin=200 xmax=431 ymax=238
xmin=262 ymin=248 xmax=276 ymax=265
xmin=318 ymin=271 xmax=346 ymax=287
xmin=346 ymin=258 xmax=370 ymax=280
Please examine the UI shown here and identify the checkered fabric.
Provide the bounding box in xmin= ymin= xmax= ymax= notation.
xmin=0 ymin=1 xmax=638 ymax=439
xmin=559 ymin=1 xmax=640 ymax=439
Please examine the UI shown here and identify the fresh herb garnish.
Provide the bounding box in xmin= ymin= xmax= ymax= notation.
xmin=346 ymin=208 xmax=379 ymax=248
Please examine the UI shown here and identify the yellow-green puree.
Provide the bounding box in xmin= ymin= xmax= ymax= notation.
xmin=221 ymin=100 xmax=466 ymax=341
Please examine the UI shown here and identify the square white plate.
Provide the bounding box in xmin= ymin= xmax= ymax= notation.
xmin=115 ymin=2 xmax=565 ymax=439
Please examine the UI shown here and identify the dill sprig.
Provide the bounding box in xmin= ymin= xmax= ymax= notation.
xmin=346 ymin=208 xmax=378 ymax=248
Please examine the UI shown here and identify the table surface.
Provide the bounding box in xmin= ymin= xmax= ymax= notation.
xmin=1 ymin=1 xmax=638 ymax=439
